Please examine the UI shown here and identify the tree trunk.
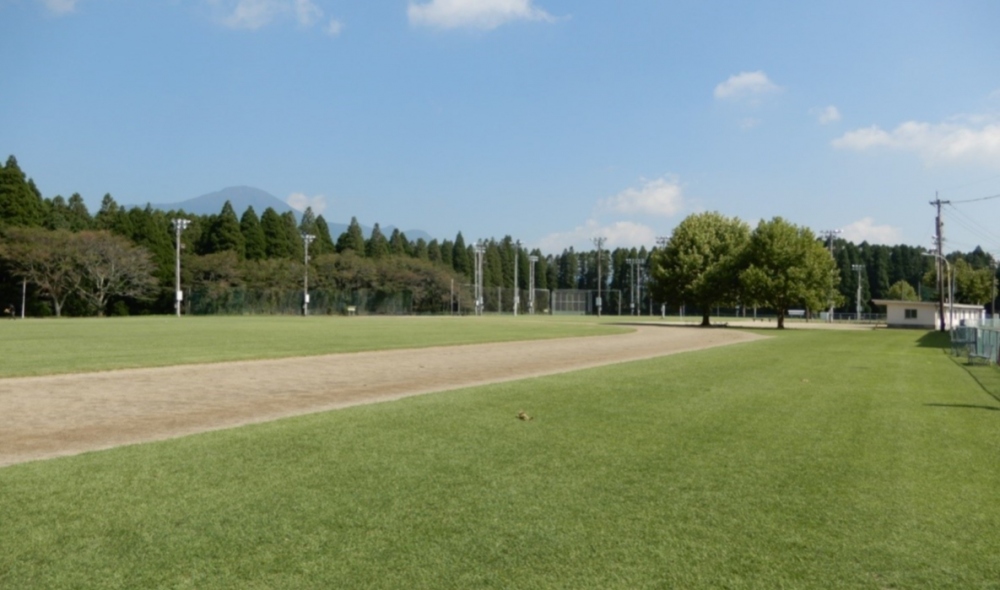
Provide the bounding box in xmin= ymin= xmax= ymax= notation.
xmin=777 ymin=310 xmax=785 ymax=329
xmin=701 ymin=311 xmax=711 ymax=327
xmin=52 ymin=298 xmax=61 ymax=317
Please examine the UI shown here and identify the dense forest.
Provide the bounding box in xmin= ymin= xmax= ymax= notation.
xmin=1 ymin=155 xmax=997 ymax=317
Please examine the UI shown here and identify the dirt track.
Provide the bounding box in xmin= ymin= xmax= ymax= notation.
xmin=0 ymin=325 xmax=763 ymax=467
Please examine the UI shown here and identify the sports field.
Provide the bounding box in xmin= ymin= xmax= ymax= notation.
xmin=1 ymin=319 xmax=999 ymax=588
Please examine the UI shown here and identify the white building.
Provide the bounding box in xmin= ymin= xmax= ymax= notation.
xmin=872 ymin=299 xmax=985 ymax=329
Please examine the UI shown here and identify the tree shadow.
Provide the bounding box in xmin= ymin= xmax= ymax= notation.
xmin=915 ymin=331 xmax=950 ymax=349
xmin=924 ymin=403 xmax=1000 ymax=412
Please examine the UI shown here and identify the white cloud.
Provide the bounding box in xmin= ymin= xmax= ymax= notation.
xmin=216 ymin=0 xmax=337 ymax=31
xmin=840 ymin=217 xmax=902 ymax=245
xmin=739 ymin=118 xmax=761 ymax=130
xmin=39 ymin=0 xmax=77 ymax=15
xmin=814 ymin=105 xmax=841 ymax=125
xmin=325 ymin=18 xmax=343 ymax=36
xmin=537 ymin=219 xmax=657 ymax=252
xmin=714 ymin=71 xmax=781 ymax=101
xmin=408 ymin=0 xmax=555 ymax=30
xmin=599 ymin=177 xmax=684 ymax=218
xmin=293 ymin=0 xmax=321 ymax=26
xmin=832 ymin=118 xmax=1000 ymax=165
xmin=287 ymin=192 xmax=328 ymax=215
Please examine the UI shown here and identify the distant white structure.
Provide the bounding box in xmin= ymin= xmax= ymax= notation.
xmin=872 ymin=299 xmax=984 ymax=330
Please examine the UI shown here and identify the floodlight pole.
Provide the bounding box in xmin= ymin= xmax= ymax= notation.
xmin=592 ymin=236 xmax=606 ymax=317
xmin=851 ymin=264 xmax=864 ymax=322
xmin=474 ymin=240 xmax=486 ymax=316
xmin=529 ymin=255 xmax=538 ymax=315
xmin=302 ymin=233 xmax=315 ymax=316
xmin=172 ymin=218 xmax=191 ymax=318
xmin=513 ymin=239 xmax=521 ymax=316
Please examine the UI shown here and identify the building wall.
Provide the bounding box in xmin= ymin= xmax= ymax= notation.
xmin=876 ymin=300 xmax=985 ymax=329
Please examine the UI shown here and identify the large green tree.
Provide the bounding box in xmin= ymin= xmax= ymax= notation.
xmin=336 ymin=217 xmax=366 ymax=254
xmin=0 ymin=155 xmax=46 ymax=227
xmin=739 ymin=217 xmax=838 ymax=329
xmin=200 ymin=201 xmax=245 ymax=257
xmin=240 ymin=207 xmax=267 ymax=261
xmin=649 ymin=211 xmax=750 ymax=326
xmin=366 ymin=223 xmax=390 ymax=259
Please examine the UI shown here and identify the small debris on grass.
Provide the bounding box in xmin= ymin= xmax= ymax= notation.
xmin=517 ymin=410 xmax=533 ymax=421
xmin=801 ymin=378 xmax=809 ymax=383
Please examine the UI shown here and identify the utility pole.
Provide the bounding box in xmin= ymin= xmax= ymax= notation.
xmin=592 ymin=237 xmax=606 ymax=316
xmin=930 ymin=194 xmax=950 ymax=332
xmin=820 ymin=229 xmax=842 ymax=322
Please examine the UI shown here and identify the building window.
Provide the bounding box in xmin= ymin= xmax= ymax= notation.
xmin=904 ymin=309 xmax=918 ymax=319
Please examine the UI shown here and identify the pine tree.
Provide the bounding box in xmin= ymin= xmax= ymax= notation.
xmin=240 ymin=206 xmax=267 ymax=261
xmin=452 ymin=232 xmax=470 ymax=276
xmin=299 ymin=207 xmax=317 ymax=236
xmin=261 ymin=207 xmax=291 ymax=259
xmin=427 ymin=239 xmax=441 ymax=263
xmin=0 ymin=155 xmax=46 ymax=227
xmin=313 ymin=215 xmax=337 ymax=255
xmin=201 ymin=201 xmax=245 ymax=257
xmin=281 ymin=211 xmax=303 ymax=259
xmin=367 ymin=223 xmax=390 ymax=259
xmin=389 ymin=229 xmax=410 ymax=256
xmin=66 ymin=193 xmax=92 ymax=231
xmin=336 ymin=216 xmax=366 ymax=254
xmin=413 ymin=238 xmax=429 ymax=260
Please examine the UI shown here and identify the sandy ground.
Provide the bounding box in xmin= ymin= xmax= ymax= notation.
xmin=0 ymin=325 xmax=763 ymax=468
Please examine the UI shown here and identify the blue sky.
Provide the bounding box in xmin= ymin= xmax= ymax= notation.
xmin=4 ymin=0 xmax=1000 ymax=254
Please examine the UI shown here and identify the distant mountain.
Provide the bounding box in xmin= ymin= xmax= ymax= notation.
xmin=149 ymin=186 xmax=434 ymax=243
xmin=149 ymin=186 xmax=295 ymax=217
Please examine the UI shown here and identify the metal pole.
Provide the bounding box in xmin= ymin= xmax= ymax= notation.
xmin=302 ymin=233 xmax=315 ymax=316
xmin=626 ymin=258 xmax=637 ymax=315
xmin=172 ymin=218 xmax=190 ymax=318
xmin=529 ymin=255 xmax=538 ymax=315
xmin=592 ymin=237 xmax=605 ymax=317
xmin=514 ymin=240 xmax=520 ymax=316
xmin=821 ymin=229 xmax=841 ymax=321
xmin=851 ymin=264 xmax=864 ymax=322
xmin=21 ymin=279 xmax=26 ymax=319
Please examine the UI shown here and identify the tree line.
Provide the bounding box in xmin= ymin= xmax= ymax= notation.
xmin=2 ymin=154 xmax=997 ymax=319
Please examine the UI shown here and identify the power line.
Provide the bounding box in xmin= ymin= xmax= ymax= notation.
xmin=947 ymin=192 xmax=1000 ymax=205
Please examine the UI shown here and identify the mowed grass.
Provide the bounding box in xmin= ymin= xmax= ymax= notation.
xmin=0 ymin=315 xmax=626 ymax=377
xmin=3 ymin=329 xmax=1000 ymax=589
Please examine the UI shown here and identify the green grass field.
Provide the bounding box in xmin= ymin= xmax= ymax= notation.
xmin=2 ymin=326 xmax=999 ymax=588
xmin=0 ymin=315 xmax=626 ymax=377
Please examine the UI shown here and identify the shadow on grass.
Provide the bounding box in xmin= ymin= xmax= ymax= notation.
xmin=916 ymin=331 xmax=950 ymax=349
xmin=924 ymin=403 xmax=1000 ymax=412
xmin=941 ymin=354 xmax=1000 ymax=410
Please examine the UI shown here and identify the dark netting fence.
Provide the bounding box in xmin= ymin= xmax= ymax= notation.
xmin=187 ymin=288 xmax=427 ymax=315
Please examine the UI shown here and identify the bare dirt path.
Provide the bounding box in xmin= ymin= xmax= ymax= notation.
xmin=0 ymin=325 xmax=763 ymax=467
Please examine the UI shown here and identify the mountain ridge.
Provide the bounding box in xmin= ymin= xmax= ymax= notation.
xmin=148 ymin=186 xmax=432 ymax=242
